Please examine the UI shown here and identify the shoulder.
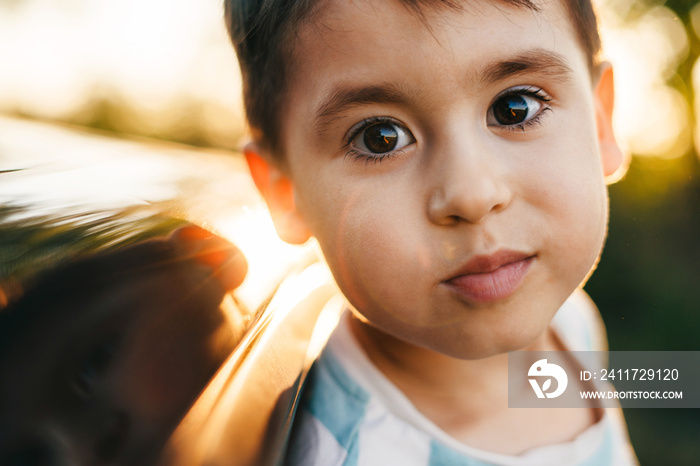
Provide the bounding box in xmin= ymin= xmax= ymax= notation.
xmin=284 ymin=315 xmax=440 ymax=466
xmin=284 ymin=350 xmax=369 ymax=466
xmin=285 ymin=346 xmax=472 ymax=466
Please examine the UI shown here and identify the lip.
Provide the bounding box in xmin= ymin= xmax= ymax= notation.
xmin=442 ymin=250 xmax=535 ymax=303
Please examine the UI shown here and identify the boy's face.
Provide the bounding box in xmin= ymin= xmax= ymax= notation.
xmin=256 ymin=0 xmax=621 ymax=358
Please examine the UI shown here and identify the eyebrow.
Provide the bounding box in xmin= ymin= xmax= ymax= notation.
xmin=313 ymin=48 xmax=573 ymax=131
xmin=314 ymin=83 xmax=412 ymax=133
xmin=479 ymin=49 xmax=573 ymax=86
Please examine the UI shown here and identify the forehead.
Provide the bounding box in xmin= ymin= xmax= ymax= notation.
xmin=298 ymin=0 xmax=575 ymax=56
xmin=280 ymin=0 xmax=588 ymax=147
xmin=295 ymin=0 xmax=580 ymax=84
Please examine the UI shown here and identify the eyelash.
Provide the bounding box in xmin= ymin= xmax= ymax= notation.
xmin=490 ymin=86 xmax=553 ymax=132
xmin=342 ymin=116 xmax=412 ymax=164
xmin=346 ymin=149 xmax=397 ymax=165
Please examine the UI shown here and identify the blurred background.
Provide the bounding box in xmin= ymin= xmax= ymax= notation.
xmin=0 ymin=0 xmax=698 ymax=463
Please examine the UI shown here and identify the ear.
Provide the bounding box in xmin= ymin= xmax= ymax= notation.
xmin=593 ymin=63 xmax=627 ymax=182
xmin=243 ymin=143 xmax=311 ymax=244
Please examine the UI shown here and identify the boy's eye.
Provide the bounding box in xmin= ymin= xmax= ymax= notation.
xmin=487 ymin=87 xmax=552 ymax=128
xmin=347 ymin=118 xmax=415 ymax=158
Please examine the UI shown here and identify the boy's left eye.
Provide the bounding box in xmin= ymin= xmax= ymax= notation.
xmin=487 ymin=87 xmax=552 ymax=129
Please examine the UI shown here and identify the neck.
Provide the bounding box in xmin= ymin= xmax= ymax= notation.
xmin=347 ymin=313 xmax=556 ymax=409
xmin=346 ymin=313 xmax=597 ymax=454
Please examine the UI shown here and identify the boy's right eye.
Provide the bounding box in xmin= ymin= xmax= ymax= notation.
xmin=345 ymin=117 xmax=415 ymax=161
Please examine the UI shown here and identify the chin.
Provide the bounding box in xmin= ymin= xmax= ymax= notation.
xmin=434 ymin=322 xmax=550 ymax=360
xmin=442 ymin=343 xmax=519 ymax=361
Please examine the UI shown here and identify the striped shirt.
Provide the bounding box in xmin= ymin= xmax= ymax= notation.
xmin=285 ymin=291 xmax=638 ymax=466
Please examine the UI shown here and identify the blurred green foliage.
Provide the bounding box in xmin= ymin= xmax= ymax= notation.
xmin=586 ymin=156 xmax=700 ymax=465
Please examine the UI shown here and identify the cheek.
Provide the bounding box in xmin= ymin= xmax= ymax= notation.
xmin=530 ymin=138 xmax=608 ymax=277
xmin=307 ymin=180 xmax=429 ymax=322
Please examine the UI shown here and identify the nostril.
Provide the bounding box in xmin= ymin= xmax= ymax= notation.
xmin=95 ymin=411 xmax=129 ymax=461
xmin=4 ymin=443 xmax=55 ymax=466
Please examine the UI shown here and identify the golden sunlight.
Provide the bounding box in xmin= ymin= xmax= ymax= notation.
xmin=211 ymin=208 xmax=319 ymax=311
xmin=599 ymin=3 xmax=692 ymax=160
xmin=0 ymin=0 xmax=245 ymax=148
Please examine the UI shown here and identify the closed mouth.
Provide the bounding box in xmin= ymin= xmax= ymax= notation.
xmin=443 ymin=251 xmax=535 ymax=303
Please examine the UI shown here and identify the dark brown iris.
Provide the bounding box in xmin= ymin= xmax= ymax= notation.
xmin=364 ymin=123 xmax=398 ymax=153
xmin=492 ymin=94 xmax=529 ymax=125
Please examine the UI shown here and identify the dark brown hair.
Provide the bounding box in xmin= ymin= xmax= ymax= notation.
xmin=224 ymin=0 xmax=601 ymax=158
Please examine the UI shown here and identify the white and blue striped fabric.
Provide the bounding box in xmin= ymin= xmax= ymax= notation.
xmin=285 ymin=291 xmax=638 ymax=466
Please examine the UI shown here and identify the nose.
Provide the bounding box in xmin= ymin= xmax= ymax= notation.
xmin=426 ymin=134 xmax=512 ymax=225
